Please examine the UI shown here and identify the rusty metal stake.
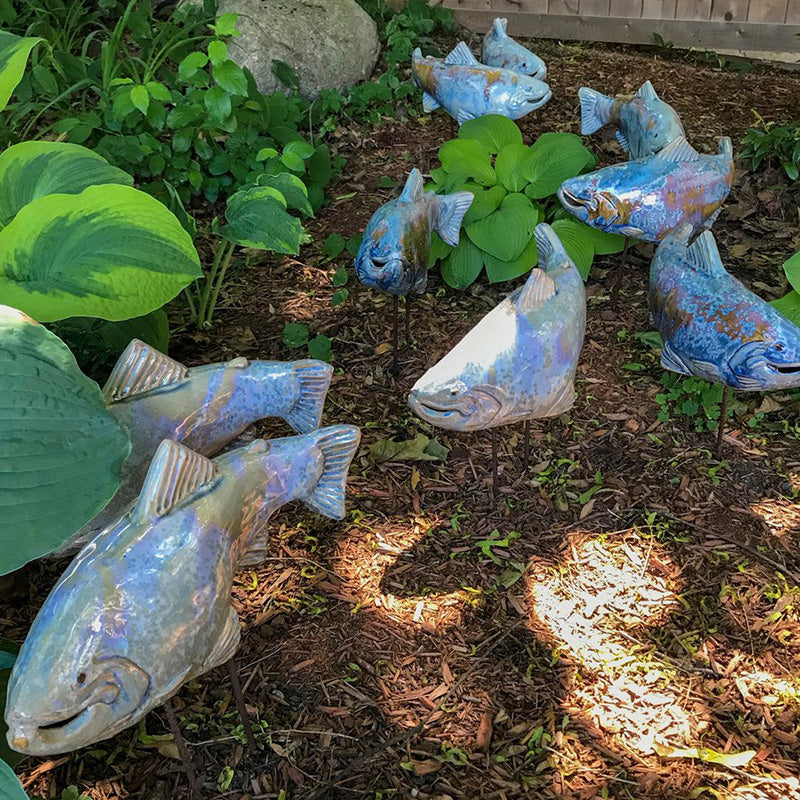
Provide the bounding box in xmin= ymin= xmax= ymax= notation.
xmin=164 ymin=699 xmax=198 ymax=800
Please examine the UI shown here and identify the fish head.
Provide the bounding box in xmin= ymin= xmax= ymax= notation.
xmin=504 ymin=75 xmax=552 ymax=117
xmin=355 ymin=207 xmax=427 ymax=295
xmin=558 ymin=174 xmax=629 ymax=233
xmin=642 ymin=103 xmax=684 ymax=155
xmin=729 ymin=333 xmax=800 ymax=391
xmin=408 ymin=377 xmax=506 ymax=431
xmin=506 ymin=47 xmax=547 ymax=80
xmin=5 ymin=558 xmax=151 ymax=755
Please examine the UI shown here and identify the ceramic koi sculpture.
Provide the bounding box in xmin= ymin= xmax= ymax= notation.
xmin=650 ymin=225 xmax=800 ymax=390
xmin=481 ymin=18 xmax=546 ymax=80
xmin=355 ymin=168 xmax=473 ymax=296
xmin=408 ymin=223 xmax=586 ymax=430
xmin=6 ymin=426 xmax=361 ymax=755
xmin=558 ymin=136 xmax=733 ymax=242
xmin=579 ymin=80 xmax=684 ymax=160
xmin=412 ymin=42 xmax=551 ymax=124
xmin=52 ymin=341 xmax=333 ymax=555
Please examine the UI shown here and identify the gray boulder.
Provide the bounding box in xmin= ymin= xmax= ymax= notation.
xmin=219 ymin=0 xmax=381 ymax=98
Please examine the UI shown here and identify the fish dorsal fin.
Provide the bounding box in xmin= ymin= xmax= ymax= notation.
xmin=103 ymin=339 xmax=188 ymax=403
xmin=445 ymin=42 xmax=480 ymax=66
xmin=534 ymin=222 xmax=570 ymax=272
xmin=654 ymin=135 xmax=698 ymax=163
xmin=399 ymin=168 xmax=424 ymax=202
xmin=718 ymin=136 xmax=733 ymax=159
xmin=517 ymin=267 xmax=557 ymax=312
xmin=636 ymin=80 xmax=659 ymax=102
xmin=686 ymin=231 xmax=727 ymax=277
xmin=492 ymin=17 xmax=508 ymax=37
xmin=133 ymin=439 xmax=218 ymax=521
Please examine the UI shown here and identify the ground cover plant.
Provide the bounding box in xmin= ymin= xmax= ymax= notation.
xmin=426 ymin=115 xmax=625 ymax=288
xmin=6 ymin=16 xmax=800 ymax=800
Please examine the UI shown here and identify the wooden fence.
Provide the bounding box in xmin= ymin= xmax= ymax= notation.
xmin=440 ymin=1 xmax=800 ymax=52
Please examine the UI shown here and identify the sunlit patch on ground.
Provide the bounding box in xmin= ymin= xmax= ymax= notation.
xmin=749 ymin=496 xmax=800 ymax=539
xmin=526 ymin=534 xmax=704 ymax=755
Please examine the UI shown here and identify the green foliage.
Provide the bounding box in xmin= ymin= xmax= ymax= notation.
xmin=0 ymin=638 xmax=19 ymax=768
xmin=2 ymin=4 xmax=338 ymax=207
xmin=427 ymin=116 xmax=625 ymax=288
xmin=655 ymin=373 xmax=740 ymax=432
xmin=769 ymin=250 xmax=800 ymax=326
xmin=0 ymin=761 xmax=26 ymax=800
xmin=0 ymin=307 xmax=130 ymax=573
xmin=0 ymin=30 xmax=41 ymax=112
xmin=282 ymin=322 xmax=332 ymax=362
xmin=741 ymin=114 xmax=800 ymax=182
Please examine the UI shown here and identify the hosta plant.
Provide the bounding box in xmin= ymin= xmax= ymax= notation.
xmin=0 ymin=30 xmax=42 ymax=113
xmin=771 ymin=250 xmax=800 ymax=328
xmin=426 ymin=115 xmax=625 ymax=289
xmin=0 ymin=140 xmax=201 ymax=324
xmin=0 ymin=306 xmax=130 ymax=575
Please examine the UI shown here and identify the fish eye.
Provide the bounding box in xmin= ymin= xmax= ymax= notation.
xmin=76 ymin=672 xmax=86 ymax=685
xmin=775 ymin=342 xmax=786 ymax=351
xmin=448 ymin=380 xmax=467 ymax=396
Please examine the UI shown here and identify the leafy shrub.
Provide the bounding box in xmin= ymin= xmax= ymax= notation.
xmin=741 ymin=114 xmax=800 ymax=182
xmin=770 ymin=249 xmax=800 ymax=326
xmin=4 ymin=4 xmax=339 ymax=206
xmin=0 ymin=29 xmax=42 ymax=112
xmin=426 ymin=115 xmax=625 ymax=289
xmin=655 ymin=373 xmax=736 ymax=432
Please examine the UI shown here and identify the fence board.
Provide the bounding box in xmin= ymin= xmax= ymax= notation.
xmin=709 ymin=0 xmax=749 ymax=20
xmin=787 ymin=0 xmax=800 ymax=22
xmin=641 ymin=0 xmax=677 ymax=17
xmin=675 ymin=0 xmax=711 ymax=19
xmin=581 ymin=0 xmax=611 ymax=14
xmin=547 ymin=0 xmax=580 ymax=12
xmin=447 ymin=8 xmax=800 ymax=50
xmin=746 ymin=0 xmax=788 ymax=21
xmin=608 ymin=0 xmax=642 ymax=14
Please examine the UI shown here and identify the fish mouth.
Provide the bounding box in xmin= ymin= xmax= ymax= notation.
xmin=523 ymin=87 xmax=552 ymax=111
xmin=408 ymin=386 xmax=503 ymax=431
xmin=6 ymin=657 xmax=150 ymax=755
xmin=558 ymin=187 xmax=589 ymax=212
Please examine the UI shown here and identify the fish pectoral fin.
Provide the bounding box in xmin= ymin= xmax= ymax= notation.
xmin=491 ymin=17 xmax=508 ymax=38
xmin=436 ymin=191 xmax=474 ymax=246
xmin=615 ymin=129 xmax=630 ymax=153
xmin=445 ymin=41 xmax=480 ymax=66
xmin=286 ymin=360 xmax=334 ymax=433
xmin=399 ymin=168 xmax=425 ymax=202
xmin=654 ymin=135 xmax=698 ymax=163
xmin=687 ymin=231 xmax=727 ymax=277
xmin=133 ymin=440 xmax=218 ymax=521
xmin=203 ymin=607 xmax=241 ymax=673
xmin=422 ymin=91 xmax=441 ymax=113
xmin=701 ymin=207 xmax=722 ymax=231
xmin=636 ymin=80 xmax=659 ymax=102
xmin=660 ymin=340 xmax=693 ymax=376
xmin=517 ymin=267 xmax=558 ymax=313
xmin=456 ymin=108 xmax=476 ymax=125
xmin=103 ymin=339 xmax=188 ymax=403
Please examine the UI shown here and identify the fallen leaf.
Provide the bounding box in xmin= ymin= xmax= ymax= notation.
xmin=369 ymin=433 xmax=449 ymax=463
xmin=654 ymin=742 xmax=756 ymax=768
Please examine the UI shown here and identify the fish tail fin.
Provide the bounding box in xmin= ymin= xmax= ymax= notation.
xmin=285 ymin=360 xmax=334 ymax=433
xmin=578 ymin=87 xmax=614 ymax=135
xmin=534 ymin=222 xmax=569 ymax=271
xmin=492 ymin=17 xmax=508 ymax=38
xmin=304 ymin=425 xmax=361 ymax=520
xmin=436 ymin=191 xmax=474 ymax=246
xmin=661 ymin=222 xmax=694 ymax=247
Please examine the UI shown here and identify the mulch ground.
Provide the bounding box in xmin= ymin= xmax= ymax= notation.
xmin=7 ymin=34 xmax=800 ymax=800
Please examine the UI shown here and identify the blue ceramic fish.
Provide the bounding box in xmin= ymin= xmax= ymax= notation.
xmin=6 ymin=426 xmax=361 ymax=755
xmin=558 ymin=136 xmax=733 ymax=243
xmin=482 ymin=18 xmax=546 ymax=80
xmin=408 ymin=224 xmax=586 ymax=431
xmin=355 ymin=168 xmax=473 ymax=296
xmin=54 ymin=340 xmax=333 ymax=555
xmin=580 ymin=80 xmax=684 ymax=160
xmin=650 ymin=226 xmax=800 ymax=390
xmin=412 ymin=42 xmax=551 ymax=125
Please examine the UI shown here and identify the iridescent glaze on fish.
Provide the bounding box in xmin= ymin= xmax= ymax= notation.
xmin=55 ymin=340 xmax=333 ymax=555
xmin=408 ymin=224 xmax=585 ymax=431
xmin=650 ymin=226 xmax=800 ymax=390
xmin=481 ymin=18 xmax=546 ymax=80
xmin=6 ymin=426 xmax=361 ymax=755
xmin=355 ymin=169 xmax=472 ymax=296
xmin=558 ymin=136 xmax=733 ymax=243
xmin=412 ymin=42 xmax=551 ymax=125
xmin=579 ymin=80 xmax=684 ymax=160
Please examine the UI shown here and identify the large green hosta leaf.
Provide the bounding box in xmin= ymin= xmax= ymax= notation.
xmin=0 ymin=761 xmax=26 ymax=800
xmin=525 ymin=132 xmax=596 ymax=199
xmin=551 ymin=218 xmax=595 ymax=280
xmin=0 ymin=31 xmax=42 ymax=113
xmin=0 ymin=638 xmax=20 ymax=767
xmin=466 ymin=193 xmax=540 ymax=262
xmin=441 ymin=236 xmax=484 ymax=290
xmin=459 ymin=114 xmax=523 ymax=153
xmin=772 ymin=290 xmax=800 ymax=328
xmin=0 ymin=141 xmax=134 ymax=227
xmin=219 ymin=186 xmax=303 ymax=253
xmin=0 ymin=184 xmax=201 ymax=322
xmin=0 ymin=306 xmax=131 ymax=573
